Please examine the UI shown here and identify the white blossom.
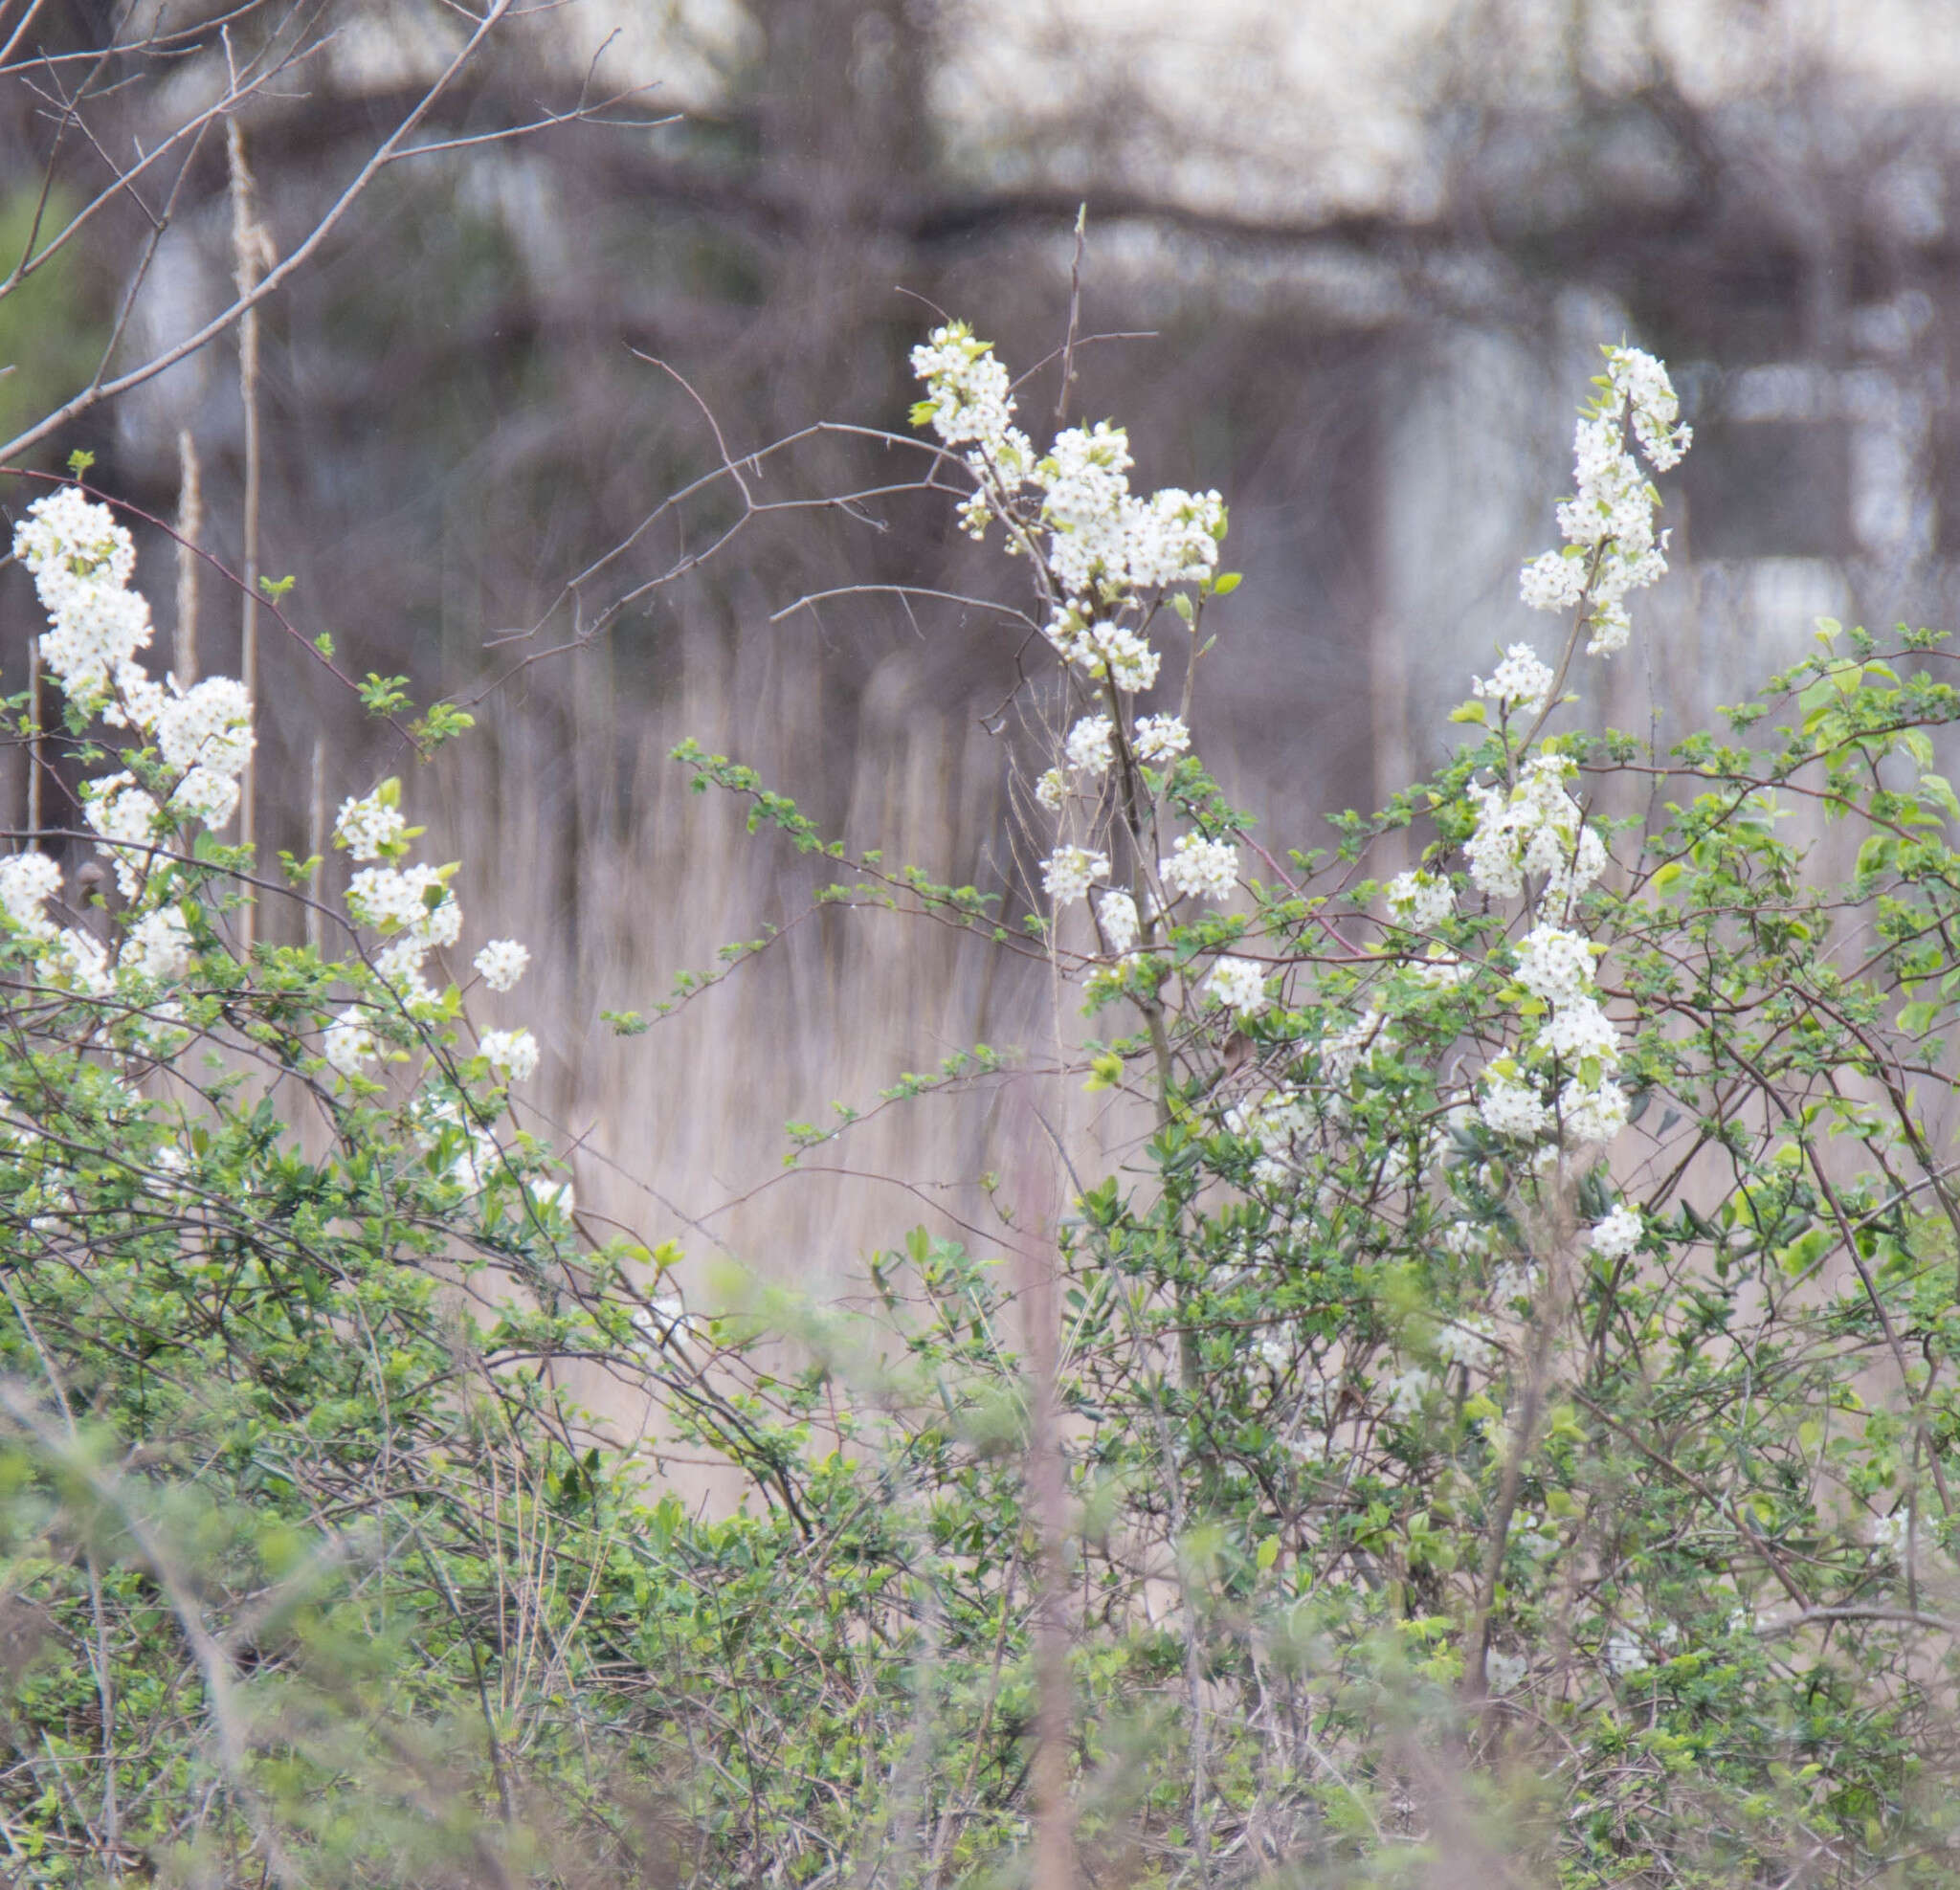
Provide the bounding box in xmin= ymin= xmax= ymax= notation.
xmin=167 ymin=766 xmax=240 ymax=832
xmin=1125 ymin=486 xmax=1225 ymax=589
xmin=12 ymin=488 xmax=151 ymax=702
xmin=1492 ymin=1261 xmax=1542 ymax=1305
xmin=155 ymin=677 xmax=254 ymax=779
xmin=46 ymin=927 xmax=113 ymax=998
xmin=1557 ymin=1077 xmax=1629 ymax=1146
xmin=1133 ymin=714 xmax=1191 ymax=763
xmin=1513 ymin=923 xmax=1597 ymax=1008
xmin=119 ymin=908 xmax=192 ymax=986
xmin=1382 ymin=1364 xmax=1437 ymax=1416
xmin=633 ymin=1294 xmax=697 ymax=1350
xmin=323 ymin=1007 xmax=379 ymax=1075
xmin=334 ymin=789 xmax=409 ymax=861
xmin=1034 ymin=767 xmax=1068 ymax=812
xmin=373 ymin=936 xmax=440 ymax=1011
xmin=1081 ymin=621 xmax=1160 ymax=693
xmin=1036 ymin=422 xmax=1135 ymax=597
xmin=1434 ymin=1314 xmax=1499 ymax=1372
xmin=479 ymin=1027 xmax=540 ymax=1083
xmin=1098 ymin=889 xmax=1140 ymax=956
xmin=1414 ymin=950 xmax=1476 ymax=989
xmin=1519 ymin=346 xmax=1690 ymax=656
xmin=1534 ymin=993 xmax=1622 ymax=1070
xmin=1384 ymin=869 xmax=1454 ymax=932
xmin=1464 ymin=755 xmax=1600 ymax=905
xmin=473 ymin=939 xmax=530 ymax=991
xmin=1611 ymin=345 xmax=1692 ymax=471
xmin=1161 ymin=833 xmax=1238 ymax=904
xmin=1519 ymin=549 xmax=1588 ymax=613
xmin=0 ymin=853 xmax=61 ymax=942
xmin=1472 ymin=643 xmax=1554 ymax=721
xmin=346 ymin=863 xmax=460 ymax=947
xmin=1206 ymin=955 xmax=1268 ymax=1017
xmin=1870 ymin=1509 xmax=1912 ymax=1558
xmin=1064 ymin=715 xmax=1114 ymax=777
xmin=82 ymin=773 xmax=161 ymax=899
xmin=1479 ymin=1075 xmax=1553 ymax=1140
xmin=1041 ymin=845 xmax=1109 ymax=908
xmin=909 ymin=322 xmax=1033 ymax=510
xmin=1589 ymin=1203 xmax=1643 ymax=1260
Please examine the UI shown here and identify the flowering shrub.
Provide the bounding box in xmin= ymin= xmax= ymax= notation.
xmin=10 ymin=320 xmax=1960 ymax=1889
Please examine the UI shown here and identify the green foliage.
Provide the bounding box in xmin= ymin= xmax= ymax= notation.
xmin=18 ymin=373 xmax=1960 ymax=1890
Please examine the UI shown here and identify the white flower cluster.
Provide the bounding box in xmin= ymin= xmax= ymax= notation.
xmin=1133 ymin=714 xmax=1190 ymax=763
xmin=1870 ymin=1509 xmax=1912 ymax=1558
xmin=908 ymin=322 xmax=1034 ymax=508
xmin=0 ymin=854 xmax=62 ymax=943
xmin=1589 ymin=1202 xmax=1642 ymax=1260
xmin=332 ymin=779 xmax=533 ymax=1070
xmin=473 ymin=939 xmax=529 ymax=991
xmin=1227 ymin=1087 xmax=1319 ymax=1190
xmin=479 ymin=1027 xmax=540 ymax=1083
xmin=156 ymin=677 xmax=254 ymax=778
xmin=1434 ymin=1314 xmax=1499 ymax=1373
xmin=324 ymin=1008 xmax=379 ymax=1076
xmin=911 ymin=326 xmax=1227 ymax=724
xmin=12 ymin=487 xmax=256 ymax=917
xmin=1383 ymin=870 xmax=1454 ymax=933
xmin=913 ymin=325 xmax=1258 ymax=1025
xmin=1064 ymin=714 xmax=1113 ymax=777
xmin=1519 ymin=345 xmax=1691 ymax=657
xmin=1477 ymin=935 xmax=1628 ymax=1153
xmin=1097 ymin=889 xmax=1140 ymax=956
xmin=1513 ymin=923 xmax=1596 ymax=1010
xmin=1161 ymin=833 xmax=1238 ymax=904
xmin=339 ymin=854 xmax=464 ymax=1022
xmin=1464 ymin=754 xmax=1606 ymax=911
xmin=334 ymin=788 xmax=409 ymax=861
xmin=1041 ymin=844 xmax=1109 ymax=908
xmin=119 ymin=908 xmax=191 ymax=985
xmin=1025 ymin=422 xmax=1225 ymax=605
xmin=346 ymin=862 xmax=462 ymax=949
xmin=1043 ymin=615 xmax=1162 ymax=693
xmin=45 ymin=927 xmax=113 ymax=998
xmin=1206 ymin=955 xmax=1267 ymax=1017
xmin=1464 ymin=752 xmax=1630 ymax=1157
xmin=1472 ymin=643 xmax=1554 ymax=722
xmin=12 ymin=485 xmax=151 ymax=704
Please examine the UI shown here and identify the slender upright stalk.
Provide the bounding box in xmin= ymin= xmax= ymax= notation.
xmin=305 ymin=736 xmax=325 ymax=954
xmin=173 ymin=429 xmax=202 ymax=685
xmin=25 ymin=644 xmax=40 ymax=840
xmin=228 ymin=120 xmax=268 ymax=946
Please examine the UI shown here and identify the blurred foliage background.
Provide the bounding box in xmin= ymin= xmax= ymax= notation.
xmin=11 ymin=0 xmax=1960 ymax=1290
xmin=11 ymin=6 xmax=1960 ymax=1886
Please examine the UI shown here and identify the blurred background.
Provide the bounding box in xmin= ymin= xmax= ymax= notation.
xmin=4 ymin=0 xmax=1956 ymax=1292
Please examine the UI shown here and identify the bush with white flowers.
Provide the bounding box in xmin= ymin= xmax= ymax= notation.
xmin=9 ymin=325 xmax=1960 ymax=1887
